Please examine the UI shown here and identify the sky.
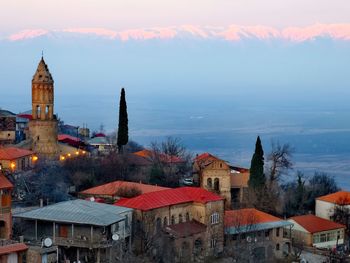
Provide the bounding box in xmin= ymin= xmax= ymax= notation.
xmin=1 ymin=0 xmax=350 ymax=35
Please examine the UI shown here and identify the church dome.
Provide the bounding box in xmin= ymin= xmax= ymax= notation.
xmin=32 ymin=57 xmax=54 ymax=83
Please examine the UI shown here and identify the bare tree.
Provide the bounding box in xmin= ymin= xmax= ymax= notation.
xmin=267 ymin=141 xmax=293 ymax=185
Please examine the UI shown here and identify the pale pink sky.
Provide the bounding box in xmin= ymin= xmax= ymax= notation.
xmin=1 ymin=0 xmax=350 ymax=35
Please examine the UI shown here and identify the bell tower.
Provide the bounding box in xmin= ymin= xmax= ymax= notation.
xmin=28 ymin=57 xmax=59 ymax=158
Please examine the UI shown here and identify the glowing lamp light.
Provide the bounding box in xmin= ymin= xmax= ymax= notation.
xmin=10 ymin=162 xmax=16 ymax=170
xmin=82 ymin=151 xmax=86 ymax=154
xmin=60 ymin=155 xmax=65 ymax=161
xmin=32 ymin=156 xmax=38 ymax=162
xmin=67 ymin=153 xmax=71 ymax=157
xmin=75 ymin=151 xmax=79 ymax=155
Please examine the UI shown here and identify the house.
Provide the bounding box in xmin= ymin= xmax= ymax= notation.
xmin=0 ymin=147 xmax=36 ymax=172
xmin=0 ymin=241 xmax=28 ymax=263
xmin=229 ymin=166 xmax=250 ymax=205
xmin=0 ymin=173 xmax=28 ymax=263
xmin=115 ymin=187 xmax=224 ymax=262
xmin=195 ymin=154 xmax=231 ymax=209
xmin=287 ymin=214 xmax=345 ymax=249
xmin=79 ymin=180 xmax=169 ymax=203
xmin=315 ymin=191 xmax=350 ymax=221
xmin=87 ymin=136 xmax=113 ymax=155
xmin=225 ymin=208 xmax=293 ymax=262
xmin=0 ymin=110 xmax=16 ymax=145
xmin=0 ymin=173 xmax=13 ymax=239
xmin=14 ymin=199 xmax=133 ymax=263
xmin=193 ymin=152 xmax=250 ymax=209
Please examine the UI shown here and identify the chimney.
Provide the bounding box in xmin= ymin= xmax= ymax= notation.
xmin=39 ymin=198 xmax=43 ymax=207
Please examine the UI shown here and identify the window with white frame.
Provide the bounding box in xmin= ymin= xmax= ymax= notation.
xmin=210 ymin=213 xmax=219 ymax=224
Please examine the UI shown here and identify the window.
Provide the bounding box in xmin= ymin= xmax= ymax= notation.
xmin=207 ymin=178 xmax=212 ymax=188
xmin=214 ymin=178 xmax=220 ymax=191
xmin=276 ymin=227 xmax=280 ymax=237
xmin=186 ymin=212 xmax=190 ymax=222
xmin=171 ymin=215 xmax=175 ymax=225
xmin=265 ymin=230 xmax=270 ymax=238
xmin=156 ymin=217 xmax=161 ymax=231
xmin=210 ymin=213 xmax=219 ymax=224
xmin=276 ymin=243 xmax=280 ymax=250
xmin=232 ymin=235 xmax=238 ymax=241
xmin=210 ymin=238 xmax=217 ymax=248
xmin=163 ymin=217 xmax=168 ymax=226
xmin=179 ymin=214 xmax=183 ymax=223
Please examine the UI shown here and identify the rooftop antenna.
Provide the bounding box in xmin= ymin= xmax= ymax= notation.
xmin=41 ymin=50 xmax=44 ymax=59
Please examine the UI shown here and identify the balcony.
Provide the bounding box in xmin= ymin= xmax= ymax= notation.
xmin=54 ymin=236 xmax=114 ymax=249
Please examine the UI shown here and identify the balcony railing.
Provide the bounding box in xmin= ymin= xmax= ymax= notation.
xmin=54 ymin=236 xmax=115 ymax=249
xmin=0 ymin=207 xmax=11 ymax=214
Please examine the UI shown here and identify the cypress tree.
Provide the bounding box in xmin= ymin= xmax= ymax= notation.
xmin=248 ymin=136 xmax=265 ymax=189
xmin=117 ymin=88 xmax=128 ymax=153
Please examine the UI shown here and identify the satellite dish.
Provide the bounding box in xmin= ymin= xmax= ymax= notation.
xmin=90 ymin=197 xmax=95 ymax=202
xmin=44 ymin=237 xmax=53 ymax=247
xmin=112 ymin=234 xmax=120 ymax=241
xmin=246 ymin=236 xmax=252 ymax=243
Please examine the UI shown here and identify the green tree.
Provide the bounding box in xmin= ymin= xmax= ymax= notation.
xmin=248 ymin=136 xmax=265 ymax=189
xmin=117 ymin=88 xmax=129 ymax=153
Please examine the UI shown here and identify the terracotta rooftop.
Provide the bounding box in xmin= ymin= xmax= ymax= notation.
xmin=316 ymin=191 xmax=350 ymax=205
xmin=115 ymin=187 xmax=223 ymax=211
xmin=0 ymin=243 xmax=27 ymax=255
xmin=289 ymin=214 xmax=345 ymax=234
xmin=134 ymin=149 xmax=184 ymax=164
xmin=80 ymin=181 xmax=169 ymax=197
xmin=0 ymin=173 xmax=13 ymax=189
xmin=0 ymin=147 xmax=34 ymax=160
xmin=165 ymin=220 xmax=207 ymax=238
xmin=225 ymin=208 xmax=282 ymax=227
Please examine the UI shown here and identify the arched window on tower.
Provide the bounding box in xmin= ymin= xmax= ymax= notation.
xmin=214 ymin=178 xmax=220 ymax=192
xmin=36 ymin=105 xmax=40 ymax=119
xmin=45 ymin=105 xmax=50 ymax=119
xmin=207 ymin=178 xmax=212 ymax=189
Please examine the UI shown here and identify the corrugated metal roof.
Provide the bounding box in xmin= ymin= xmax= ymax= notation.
xmin=115 ymin=187 xmax=223 ymax=211
xmin=14 ymin=199 xmax=132 ymax=226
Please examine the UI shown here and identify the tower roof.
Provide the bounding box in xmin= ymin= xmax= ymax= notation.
xmin=32 ymin=57 xmax=53 ymax=83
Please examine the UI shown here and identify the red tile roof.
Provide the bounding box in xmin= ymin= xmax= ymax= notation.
xmin=289 ymin=214 xmax=345 ymax=234
xmin=134 ymin=149 xmax=184 ymax=164
xmin=0 ymin=147 xmax=34 ymax=160
xmin=80 ymin=181 xmax=169 ymax=197
xmin=316 ymin=191 xmax=350 ymax=205
xmin=225 ymin=208 xmax=282 ymax=227
xmin=165 ymin=220 xmax=207 ymax=238
xmin=58 ymin=134 xmax=81 ymax=142
xmin=0 ymin=173 xmax=13 ymax=189
xmin=0 ymin=243 xmax=28 ymax=255
xmin=17 ymin=113 xmax=32 ymax=120
xmin=115 ymin=187 xmax=223 ymax=211
xmin=194 ymin=152 xmax=222 ymax=167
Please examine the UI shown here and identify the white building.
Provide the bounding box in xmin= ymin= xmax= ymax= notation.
xmin=315 ymin=191 xmax=350 ymax=220
xmin=288 ymin=214 xmax=345 ymax=249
